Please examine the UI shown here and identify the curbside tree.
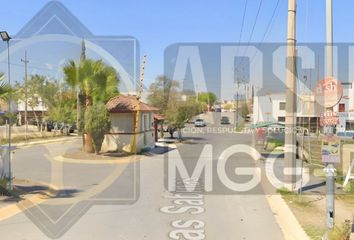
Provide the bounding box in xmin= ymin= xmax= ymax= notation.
xmin=84 ymin=103 xmax=111 ymax=154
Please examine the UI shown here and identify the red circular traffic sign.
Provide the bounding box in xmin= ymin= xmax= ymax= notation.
xmin=314 ymin=76 xmax=343 ymax=108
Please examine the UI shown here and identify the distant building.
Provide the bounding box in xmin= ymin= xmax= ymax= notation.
xmin=17 ymin=98 xmax=48 ymax=125
xmin=335 ymin=82 xmax=354 ymax=132
xmin=253 ymin=91 xmax=321 ymax=133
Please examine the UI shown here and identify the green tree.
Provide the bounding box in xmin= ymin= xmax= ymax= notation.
xmin=15 ymin=75 xmax=46 ymax=127
xmin=147 ymin=76 xmax=180 ymax=114
xmin=63 ymin=58 xmax=119 ymax=152
xmin=14 ymin=74 xmax=79 ymax=132
xmin=147 ymin=76 xmax=206 ymax=139
xmin=198 ymin=92 xmax=217 ymax=107
xmin=240 ymin=102 xmax=249 ymax=118
xmin=167 ymin=100 xmax=201 ymax=139
xmin=0 ymin=73 xmax=11 ymax=99
xmin=84 ymin=103 xmax=111 ymax=154
xmin=47 ymin=91 xmax=76 ymax=124
xmin=63 ymin=59 xmax=119 ymax=106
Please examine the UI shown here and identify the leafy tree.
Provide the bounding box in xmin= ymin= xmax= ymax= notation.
xmin=147 ymin=76 xmax=180 ymax=114
xmin=15 ymin=75 xmax=47 ymax=127
xmin=147 ymin=76 xmax=207 ymax=139
xmin=0 ymin=73 xmax=11 ymax=100
xmin=63 ymin=59 xmax=119 ymax=106
xmin=15 ymin=74 xmax=78 ymax=130
xmin=167 ymin=100 xmax=201 ymax=139
xmin=198 ymin=92 xmax=217 ymax=107
xmin=47 ymin=91 xmax=76 ymax=124
xmin=63 ymin=58 xmax=119 ymax=152
xmin=240 ymin=102 xmax=250 ymax=118
xmin=223 ymin=103 xmax=234 ymax=111
xmin=84 ymin=103 xmax=111 ymax=154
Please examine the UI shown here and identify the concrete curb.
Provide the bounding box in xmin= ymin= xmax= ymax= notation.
xmin=0 ymin=193 xmax=48 ymax=221
xmin=266 ymin=194 xmax=310 ymax=240
xmin=13 ymin=136 xmax=81 ymax=148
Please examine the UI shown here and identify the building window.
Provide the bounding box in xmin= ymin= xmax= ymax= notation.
xmin=279 ymin=102 xmax=286 ymax=110
xmin=339 ymin=103 xmax=345 ymax=113
xmin=346 ymin=121 xmax=354 ymax=131
xmin=278 ymin=117 xmax=285 ymax=122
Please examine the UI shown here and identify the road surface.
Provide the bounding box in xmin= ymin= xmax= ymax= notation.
xmin=0 ymin=112 xmax=284 ymax=240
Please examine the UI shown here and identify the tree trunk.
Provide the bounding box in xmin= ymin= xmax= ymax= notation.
xmin=84 ymin=133 xmax=94 ymax=153
xmin=32 ymin=107 xmax=40 ymax=131
xmin=82 ymin=95 xmax=94 ymax=153
xmin=177 ymin=128 xmax=182 ymax=141
xmin=168 ymin=128 xmax=174 ymax=138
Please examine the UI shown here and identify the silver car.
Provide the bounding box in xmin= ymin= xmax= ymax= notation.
xmin=194 ymin=119 xmax=206 ymax=127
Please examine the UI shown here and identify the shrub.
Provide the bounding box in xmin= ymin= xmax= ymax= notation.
xmin=84 ymin=103 xmax=111 ymax=154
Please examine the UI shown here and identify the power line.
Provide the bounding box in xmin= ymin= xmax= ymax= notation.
xmin=237 ymin=0 xmax=248 ymax=47
xmin=246 ymin=0 xmax=281 ymax=67
xmin=235 ymin=0 xmax=263 ymax=71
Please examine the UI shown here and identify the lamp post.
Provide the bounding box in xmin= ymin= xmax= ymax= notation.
xmin=1 ymin=31 xmax=12 ymax=191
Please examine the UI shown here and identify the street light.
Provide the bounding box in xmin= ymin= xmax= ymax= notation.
xmin=1 ymin=31 xmax=12 ymax=191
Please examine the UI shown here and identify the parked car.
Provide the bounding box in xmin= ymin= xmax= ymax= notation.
xmin=46 ymin=121 xmax=54 ymax=132
xmin=194 ymin=119 xmax=206 ymax=127
xmin=220 ymin=116 xmax=230 ymax=124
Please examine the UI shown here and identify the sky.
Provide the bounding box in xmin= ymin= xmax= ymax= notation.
xmin=0 ymin=0 xmax=354 ymax=88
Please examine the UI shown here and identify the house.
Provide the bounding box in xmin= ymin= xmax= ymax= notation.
xmin=16 ymin=98 xmax=48 ymax=125
xmin=253 ymin=91 xmax=321 ymax=133
xmin=102 ymin=95 xmax=159 ymax=153
xmin=335 ymin=82 xmax=354 ymax=133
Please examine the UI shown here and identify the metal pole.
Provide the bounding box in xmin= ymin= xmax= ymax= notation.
xmin=236 ymin=81 xmax=239 ymax=129
xmin=284 ymin=0 xmax=297 ymax=190
xmin=6 ymin=40 xmax=12 ymax=191
xmin=325 ymin=0 xmax=335 ymax=231
xmin=21 ymin=51 xmax=28 ymax=141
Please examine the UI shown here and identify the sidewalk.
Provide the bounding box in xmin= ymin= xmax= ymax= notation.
xmin=258 ymin=152 xmax=354 ymax=239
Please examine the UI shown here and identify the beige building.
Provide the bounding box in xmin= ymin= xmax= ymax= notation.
xmin=102 ymin=95 xmax=159 ymax=153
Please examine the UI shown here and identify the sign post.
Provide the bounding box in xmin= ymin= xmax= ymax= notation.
xmin=315 ymin=76 xmax=343 ymax=231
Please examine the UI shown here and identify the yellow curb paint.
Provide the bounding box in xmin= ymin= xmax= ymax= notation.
xmin=0 ymin=194 xmax=47 ymax=222
xmin=54 ymin=155 xmax=143 ymax=164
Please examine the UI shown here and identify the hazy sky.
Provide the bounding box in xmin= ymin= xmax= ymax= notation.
xmin=0 ymin=0 xmax=354 ymax=88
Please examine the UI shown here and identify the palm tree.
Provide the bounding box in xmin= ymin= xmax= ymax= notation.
xmin=63 ymin=59 xmax=119 ymax=152
xmin=0 ymin=73 xmax=10 ymax=100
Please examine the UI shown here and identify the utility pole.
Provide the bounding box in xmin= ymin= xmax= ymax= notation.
xmin=21 ymin=51 xmax=29 ymax=141
xmin=284 ymin=0 xmax=297 ymax=191
xmin=235 ymin=79 xmax=240 ymax=129
xmin=325 ymin=0 xmax=335 ymax=231
xmin=131 ymin=55 xmax=147 ymax=154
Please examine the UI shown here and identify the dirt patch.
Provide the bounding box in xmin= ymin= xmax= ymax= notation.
xmin=63 ymin=150 xmax=133 ymax=161
xmin=279 ymin=189 xmax=353 ymax=240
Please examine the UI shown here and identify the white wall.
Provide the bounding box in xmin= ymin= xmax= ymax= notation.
xmin=101 ymin=112 xmax=155 ymax=153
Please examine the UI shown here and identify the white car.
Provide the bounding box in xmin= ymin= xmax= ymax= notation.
xmin=194 ymin=119 xmax=206 ymax=127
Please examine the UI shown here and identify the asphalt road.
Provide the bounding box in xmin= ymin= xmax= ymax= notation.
xmin=0 ymin=112 xmax=284 ymax=240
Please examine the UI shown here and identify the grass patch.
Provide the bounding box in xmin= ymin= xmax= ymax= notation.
xmin=303 ymin=225 xmax=326 ymax=240
xmin=265 ymin=139 xmax=284 ymax=152
xmin=277 ymin=188 xmax=313 ymax=208
xmin=0 ymin=133 xmax=71 ymax=145
xmin=328 ymin=220 xmax=352 ymax=240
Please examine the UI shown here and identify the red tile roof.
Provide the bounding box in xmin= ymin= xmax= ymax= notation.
xmin=106 ymin=95 xmax=159 ymax=113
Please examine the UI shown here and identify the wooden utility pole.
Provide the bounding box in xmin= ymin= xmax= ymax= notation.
xmin=21 ymin=51 xmax=29 ymax=140
xmin=284 ymin=0 xmax=297 ymax=190
xmin=131 ymin=55 xmax=147 ymax=153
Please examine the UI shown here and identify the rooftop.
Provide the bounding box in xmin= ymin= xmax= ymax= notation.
xmin=106 ymin=95 xmax=159 ymax=113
